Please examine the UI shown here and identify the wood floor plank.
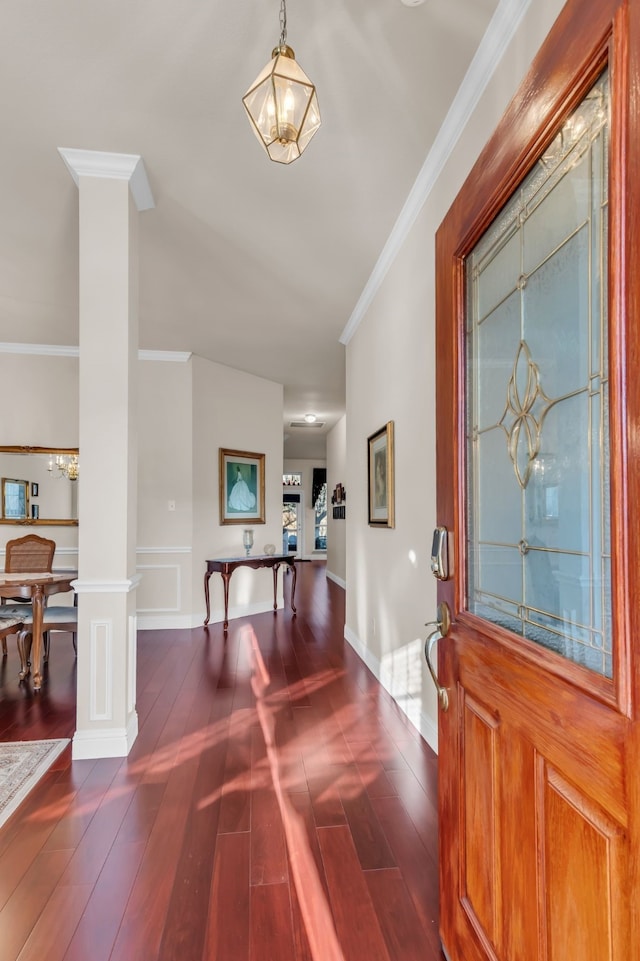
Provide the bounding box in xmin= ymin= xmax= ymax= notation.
xmin=250 ymin=881 xmax=296 ymax=961
xmin=15 ymin=882 xmax=93 ymax=961
xmin=218 ymin=716 xmax=252 ymax=834
xmin=316 ymin=825 xmax=391 ymax=961
xmin=204 ymin=831 xmax=250 ymax=961
xmin=107 ymin=751 xmax=202 ymax=961
xmin=339 ymin=772 xmax=397 ymax=871
xmin=250 ymin=787 xmax=289 ymax=886
xmin=348 ymin=740 xmax=399 ymax=799
xmin=303 ymin=764 xmax=347 ymax=828
xmin=43 ymin=758 xmax=123 ymax=853
xmin=157 ymin=739 xmax=227 ymax=961
xmin=0 ymin=781 xmax=77 ymax=910
xmin=371 ymin=794 xmax=442 ymax=957
xmin=0 ymin=849 xmax=75 ymax=961
xmin=62 ymin=841 xmax=147 ymax=961
xmin=366 ymin=867 xmax=436 ymax=961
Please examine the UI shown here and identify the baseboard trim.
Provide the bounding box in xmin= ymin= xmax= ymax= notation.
xmin=72 ymin=711 xmax=138 ymax=759
xmin=326 ymin=570 xmax=346 ymax=590
xmin=344 ymin=625 xmax=438 ymax=755
xmin=137 ymin=599 xmax=281 ymax=632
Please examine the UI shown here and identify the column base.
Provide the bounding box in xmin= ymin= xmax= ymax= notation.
xmin=71 ymin=711 xmax=138 ymax=759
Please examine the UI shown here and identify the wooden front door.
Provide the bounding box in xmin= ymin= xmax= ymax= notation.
xmin=434 ymin=1 xmax=640 ymax=959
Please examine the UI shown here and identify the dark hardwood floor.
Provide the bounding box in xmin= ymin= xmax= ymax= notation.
xmin=0 ymin=561 xmax=442 ymax=961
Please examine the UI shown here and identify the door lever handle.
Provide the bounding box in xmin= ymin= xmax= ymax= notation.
xmin=424 ymin=602 xmax=451 ymax=712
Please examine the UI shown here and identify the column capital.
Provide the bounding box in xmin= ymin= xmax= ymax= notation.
xmin=58 ymin=147 xmax=154 ymax=211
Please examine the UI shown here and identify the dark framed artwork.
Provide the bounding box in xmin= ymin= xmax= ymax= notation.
xmin=31 ymin=482 xmax=39 ymax=497
xmin=219 ymin=448 xmax=265 ymax=525
xmin=367 ymin=421 xmax=395 ymax=528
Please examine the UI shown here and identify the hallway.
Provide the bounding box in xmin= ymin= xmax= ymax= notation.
xmin=0 ymin=562 xmax=442 ymax=960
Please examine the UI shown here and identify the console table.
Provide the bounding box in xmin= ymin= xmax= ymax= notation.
xmin=204 ymin=553 xmax=297 ymax=632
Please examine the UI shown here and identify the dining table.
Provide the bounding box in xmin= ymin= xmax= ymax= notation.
xmin=0 ymin=569 xmax=77 ymax=690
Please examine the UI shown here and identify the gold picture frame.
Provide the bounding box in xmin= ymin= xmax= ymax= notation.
xmin=367 ymin=421 xmax=395 ymax=528
xmin=219 ymin=448 xmax=265 ymax=525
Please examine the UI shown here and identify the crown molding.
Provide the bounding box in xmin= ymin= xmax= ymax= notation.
xmin=0 ymin=342 xmax=79 ymax=357
xmin=58 ymin=147 xmax=155 ymax=212
xmin=138 ymin=349 xmax=192 ymax=363
xmin=0 ymin=343 xmax=192 ymax=362
xmin=340 ymin=0 xmax=533 ymax=345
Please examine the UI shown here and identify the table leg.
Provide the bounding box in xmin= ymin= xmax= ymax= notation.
xmin=290 ymin=560 xmax=297 ymax=614
xmin=272 ymin=564 xmax=281 ymax=612
xmin=204 ymin=571 xmax=212 ymax=625
xmin=222 ymin=572 xmax=231 ymax=632
xmin=31 ymin=585 xmax=45 ymax=691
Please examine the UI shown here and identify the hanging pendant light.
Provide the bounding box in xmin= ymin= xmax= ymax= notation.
xmin=242 ymin=0 xmax=321 ymax=164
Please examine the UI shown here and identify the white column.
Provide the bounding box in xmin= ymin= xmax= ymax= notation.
xmin=59 ymin=148 xmax=154 ymax=759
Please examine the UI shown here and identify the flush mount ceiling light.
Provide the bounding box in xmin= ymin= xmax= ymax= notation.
xmin=304 ymin=413 xmax=317 ymax=423
xmin=242 ymin=0 xmax=321 ymax=164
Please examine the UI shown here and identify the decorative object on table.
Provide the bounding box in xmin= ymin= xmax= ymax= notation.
xmin=242 ymin=529 xmax=254 ymax=556
xmin=0 ymin=739 xmax=69 ymax=830
xmin=242 ymin=0 xmax=321 ymax=165
xmin=367 ymin=421 xmax=395 ymax=528
xmin=219 ymin=448 xmax=265 ymax=525
xmin=264 ymin=543 xmax=276 ymax=555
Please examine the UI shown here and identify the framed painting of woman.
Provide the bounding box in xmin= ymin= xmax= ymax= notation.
xmin=219 ymin=448 xmax=265 ymax=525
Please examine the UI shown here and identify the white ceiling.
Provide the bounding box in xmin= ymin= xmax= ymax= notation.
xmin=1 ymin=0 xmax=501 ymax=458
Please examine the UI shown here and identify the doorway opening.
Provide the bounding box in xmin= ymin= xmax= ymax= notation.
xmin=283 ymin=491 xmax=302 ymax=556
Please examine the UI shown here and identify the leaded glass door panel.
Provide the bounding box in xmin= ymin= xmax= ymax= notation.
xmin=434 ymin=3 xmax=640 ymax=960
xmin=467 ymin=70 xmax=610 ymax=677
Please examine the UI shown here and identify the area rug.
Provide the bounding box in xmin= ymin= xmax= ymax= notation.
xmin=0 ymin=739 xmax=69 ymax=830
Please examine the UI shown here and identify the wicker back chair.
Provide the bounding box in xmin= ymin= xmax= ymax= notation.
xmin=1 ymin=533 xmax=57 ymax=608
xmin=5 ymin=534 xmax=56 ymax=573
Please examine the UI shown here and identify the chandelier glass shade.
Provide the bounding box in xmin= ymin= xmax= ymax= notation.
xmin=242 ymin=0 xmax=321 ymax=165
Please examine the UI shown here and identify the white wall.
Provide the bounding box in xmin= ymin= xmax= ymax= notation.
xmin=344 ymin=0 xmax=567 ymax=753
xmin=136 ymin=356 xmax=194 ymax=627
xmin=326 ymin=416 xmax=346 ymax=586
xmin=0 ymin=353 xmax=79 ymax=570
xmin=191 ymin=355 xmax=284 ymax=624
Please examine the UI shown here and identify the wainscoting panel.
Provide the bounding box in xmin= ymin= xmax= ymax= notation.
xmin=135 ymin=547 xmax=193 ymax=629
xmin=90 ymin=619 xmax=113 ymax=722
xmin=136 ymin=564 xmax=181 ymax=612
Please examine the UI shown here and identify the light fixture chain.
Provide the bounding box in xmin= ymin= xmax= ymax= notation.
xmin=279 ymin=0 xmax=287 ymax=46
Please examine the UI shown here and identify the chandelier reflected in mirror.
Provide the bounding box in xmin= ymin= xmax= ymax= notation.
xmin=48 ymin=453 xmax=79 ymax=481
xmin=242 ymin=0 xmax=321 ymax=164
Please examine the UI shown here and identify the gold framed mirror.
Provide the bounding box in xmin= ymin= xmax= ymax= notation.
xmin=0 ymin=446 xmax=79 ymax=526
